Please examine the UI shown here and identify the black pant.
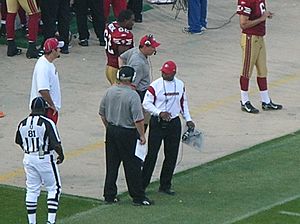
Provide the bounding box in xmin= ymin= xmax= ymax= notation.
xmin=127 ymin=0 xmax=143 ymax=20
xmin=136 ymin=90 xmax=146 ymax=102
xmin=104 ymin=125 xmax=145 ymax=201
xmin=39 ymin=0 xmax=71 ymax=47
xmin=142 ymin=116 xmax=181 ymax=190
xmin=74 ymin=0 xmax=105 ymax=42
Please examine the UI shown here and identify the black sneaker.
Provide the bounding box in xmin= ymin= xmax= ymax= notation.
xmin=240 ymin=101 xmax=259 ymax=114
xmin=26 ymin=42 xmax=39 ymax=59
xmin=262 ymin=100 xmax=283 ymax=111
xmin=134 ymin=15 xmax=143 ymax=23
xmin=60 ymin=46 xmax=69 ymax=54
xmin=135 ymin=18 xmax=142 ymax=23
xmin=7 ymin=40 xmax=22 ymax=57
xmin=104 ymin=197 xmax=119 ymax=204
xmin=26 ymin=48 xmax=39 ymax=59
xmin=79 ymin=39 xmax=88 ymax=47
xmin=7 ymin=47 xmax=22 ymax=57
xmin=132 ymin=197 xmax=153 ymax=206
xmin=158 ymin=188 xmax=176 ymax=196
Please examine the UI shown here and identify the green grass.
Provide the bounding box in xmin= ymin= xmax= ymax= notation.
xmin=234 ymin=198 xmax=300 ymax=224
xmin=2 ymin=130 xmax=300 ymax=224
xmin=1 ymin=184 xmax=102 ymax=224
xmin=0 ymin=4 xmax=153 ymax=48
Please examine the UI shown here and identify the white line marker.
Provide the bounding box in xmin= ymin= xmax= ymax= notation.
xmin=222 ymin=194 xmax=300 ymax=224
xmin=280 ymin=211 xmax=300 ymax=217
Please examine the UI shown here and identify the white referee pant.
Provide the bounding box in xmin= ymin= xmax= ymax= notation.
xmin=23 ymin=152 xmax=62 ymax=203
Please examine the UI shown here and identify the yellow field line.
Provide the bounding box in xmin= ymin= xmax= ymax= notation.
xmin=65 ymin=141 xmax=104 ymax=159
xmin=1 ymin=73 xmax=299 ymax=183
xmin=190 ymin=73 xmax=300 ymax=116
xmin=0 ymin=168 xmax=24 ymax=182
xmin=0 ymin=141 xmax=104 ymax=182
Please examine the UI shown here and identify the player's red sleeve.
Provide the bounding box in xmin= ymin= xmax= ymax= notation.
xmin=237 ymin=0 xmax=252 ymax=16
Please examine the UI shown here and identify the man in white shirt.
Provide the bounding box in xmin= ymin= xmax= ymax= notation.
xmin=29 ymin=38 xmax=64 ymax=124
xmin=142 ymin=60 xmax=195 ymax=195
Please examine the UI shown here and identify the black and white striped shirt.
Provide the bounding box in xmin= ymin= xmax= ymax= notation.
xmin=15 ymin=115 xmax=61 ymax=154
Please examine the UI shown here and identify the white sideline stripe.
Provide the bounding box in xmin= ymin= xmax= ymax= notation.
xmin=59 ymin=203 xmax=172 ymax=224
xmin=222 ymin=194 xmax=300 ymax=224
xmin=279 ymin=211 xmax=300 ymax=217
xmin=59 ymin=195 xmax=300 ymax=224
xmin=59 ymin=206 xmax=110 ymax=224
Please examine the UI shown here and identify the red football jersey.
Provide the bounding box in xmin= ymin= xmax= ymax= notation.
xmin=237 ymin=0 xmax=266 ymax=36
xmin=104 ymin=21 xmax=134 ymax=68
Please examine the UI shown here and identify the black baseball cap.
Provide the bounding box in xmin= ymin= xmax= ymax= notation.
xmin=118 ymin=66 xmax=136 ymax=81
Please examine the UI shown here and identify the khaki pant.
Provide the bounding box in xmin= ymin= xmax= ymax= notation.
xmin=240 ymin=33 xmax=267 ymax=78
xmin=6 ymin=0 xmax=39 ymax=14
xmin=106 ymin=65 xmax=118 ymax=85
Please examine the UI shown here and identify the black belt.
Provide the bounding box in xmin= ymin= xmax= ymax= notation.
xmin=24 ymin=151 xmax=50 ymax=155
xmin=152 ymin=115 xmax=179 ymax=122
xmin=108 ymin=123 xmax=136 ymax=131
xmin=152 ymin=116 xmax=180 ymax=129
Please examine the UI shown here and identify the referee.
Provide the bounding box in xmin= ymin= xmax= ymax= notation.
xmin=15 ymin=97 xmax=64 ymax=224
xmin=99 ymin=66 xmax=152 ymax=206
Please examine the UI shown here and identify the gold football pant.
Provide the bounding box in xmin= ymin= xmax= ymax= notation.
xmin=240 ymin=33 xmax=267 ymax=79
xmin=6 ymin=0 xmax=39 ymax=14
xmin=6 ymin=0 xmax=40 ymax=41
xmin=106 ymin=65 xmax=118 ymax=85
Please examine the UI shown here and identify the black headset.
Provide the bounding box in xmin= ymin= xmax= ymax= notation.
xmin=117 ymin=66 xmax=136 ymax=82
xmin=143 ymin=34 xmax=157 ymax=55
xmin=144 ymin=34 xmax=154 ymax=47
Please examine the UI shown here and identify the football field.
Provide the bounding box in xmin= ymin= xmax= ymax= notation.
xmin=2 ymin=130 xmax=300 ymax=224
xmin=1 ymin=1 xmax=300 ymax=223
xmin=233 ymin=197 xmax=300 ymax=224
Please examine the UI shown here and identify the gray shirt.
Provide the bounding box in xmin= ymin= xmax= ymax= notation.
xmin=119 ymin=47 xmax=150 ymax=92
xmin=99 ymin=85 xmax=144 ymax=129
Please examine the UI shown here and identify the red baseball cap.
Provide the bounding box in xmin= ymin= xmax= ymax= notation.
xmin=160 ymin=61 xmax=177 ymax=75
xmin=139 ymin=35 xmax=160 ymax=48
xmin=43 ymin=38 xmax=64 ymax=53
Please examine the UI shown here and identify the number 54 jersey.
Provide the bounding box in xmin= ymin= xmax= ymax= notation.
xmin=104 ymin=21 xmax=134 ymax=68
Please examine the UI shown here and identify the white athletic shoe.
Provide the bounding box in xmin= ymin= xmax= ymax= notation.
xmin=182 ymin=27 xmax=204 ymax=35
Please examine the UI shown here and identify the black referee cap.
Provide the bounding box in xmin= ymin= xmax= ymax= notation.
xmin=31 ymin=97 xmax=47 ymax=114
